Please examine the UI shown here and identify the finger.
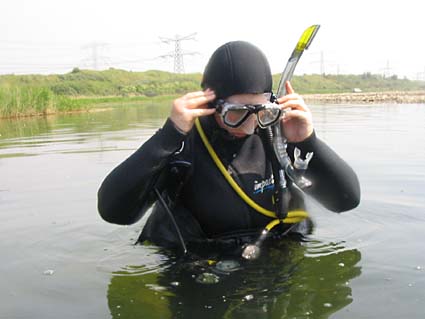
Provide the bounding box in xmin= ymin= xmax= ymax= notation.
xmin=277 ymin=93 xmax=301 ymax=104
xmin=183 ymin=90 xmax=215 ymax=100
xmin=183 ymin=91 xmax=204 ymax=99
xmin=280 ymin=100 xmax=310 ymax=112
xmin=286 ymin=81 xmax=295 ymax=94
xmin=190 ymin=108 xmax=216 ymax=118
xmin=281 ymin=109 xmax=311 ymax=122
xmin=185 ymin=94 xmax=216 ymax=109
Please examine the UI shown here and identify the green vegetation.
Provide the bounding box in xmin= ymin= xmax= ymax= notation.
xmin=283 ymin=73 xmax=425 ymax=94
xmin=1 ymin=68 xmax=424 ymax=118
xmin=0 ymin=68 xmax=201 ymax=97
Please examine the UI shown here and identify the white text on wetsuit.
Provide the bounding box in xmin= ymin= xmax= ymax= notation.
xmin=253 ymin=176 xmax=274 ymax=194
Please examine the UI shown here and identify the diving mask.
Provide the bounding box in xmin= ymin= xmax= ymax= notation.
xmin=214 ymin=94 xmax=282 ymax=129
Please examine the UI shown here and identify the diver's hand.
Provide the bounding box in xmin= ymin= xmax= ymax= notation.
xmin=170 ymin=89 xmax=216 ymax=133
xmin=277 ymin=81 xmax=313 ymax=143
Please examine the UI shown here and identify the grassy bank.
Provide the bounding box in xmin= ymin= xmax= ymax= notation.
xmin=1 ymin=68 xmax=424 ymax=118
xmin=0 ymin=69 xmax=198 ymax=118
xmin=0 ymin=86 xmax=103 ymax=118
xmin=281 ymin=73 xmax=425 ymax=94
xmin=0 ymin=86 xmax=176 ymax=119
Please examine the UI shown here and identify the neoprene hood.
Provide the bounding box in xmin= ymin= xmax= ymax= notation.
xmin=201 ymin=41 xmax=273 ymax=100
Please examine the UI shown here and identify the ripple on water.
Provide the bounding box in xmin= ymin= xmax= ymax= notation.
xmin=303 ymin=239 xmax=348 ymax=257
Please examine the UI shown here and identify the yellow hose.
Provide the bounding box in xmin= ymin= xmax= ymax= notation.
xmin=195 ymin=118 xmax=308 ymax=224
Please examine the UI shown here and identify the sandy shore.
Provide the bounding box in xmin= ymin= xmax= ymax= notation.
xmin=303 ymin=91 xmax=425 ymax=104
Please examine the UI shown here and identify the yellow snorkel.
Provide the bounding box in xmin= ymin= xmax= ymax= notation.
xmin=243 ymin=25 xmax=320 ymax=259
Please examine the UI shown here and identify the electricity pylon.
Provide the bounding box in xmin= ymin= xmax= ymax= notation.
xmin=159 ymin=33 xmax=197 ymax=73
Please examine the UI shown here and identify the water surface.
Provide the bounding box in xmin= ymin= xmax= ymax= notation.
xmin=1 ymin=102 xmax=424 ymax=318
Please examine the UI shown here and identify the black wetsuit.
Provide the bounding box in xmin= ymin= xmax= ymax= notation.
xmin=97 ymin=116 xmax=360 ymax=250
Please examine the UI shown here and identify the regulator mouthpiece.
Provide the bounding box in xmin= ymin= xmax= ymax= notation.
xmin=241 ymin=229 xmax=269 ymax=260
xmin=241 ymin=244 xmax=261 ymax=260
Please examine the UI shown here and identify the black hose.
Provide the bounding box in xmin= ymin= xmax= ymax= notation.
xmin=261 ymin=127 xmax=290 ymax=220
xmin=154 ymin=187 xmax=187 ymax=255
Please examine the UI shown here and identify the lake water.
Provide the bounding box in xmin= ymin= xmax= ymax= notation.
xmin=1 ymin=102 xmax=424 ymax=319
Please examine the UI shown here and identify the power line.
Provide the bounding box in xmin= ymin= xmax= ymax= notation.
xmin=415 ymin=67 xmax=425 ymax=81
xmin=381 ymin=60 xmax=392 ymax=78
xmin=0 ymin=39 xmax=180 ymax=74
xmin=158 ymin=33 xmax=197 ymax=73
xmin=81 ymin=42 xmax=109 ymax=70
xmin=308 ymin=50 xmax=328 ymax=75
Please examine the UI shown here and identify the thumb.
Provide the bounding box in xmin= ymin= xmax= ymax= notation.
xmin=285 ymin=81 xmax=295 ymax=95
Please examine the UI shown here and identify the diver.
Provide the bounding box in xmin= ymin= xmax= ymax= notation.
xmin=97 ymin=41 xmax=361 ymax=255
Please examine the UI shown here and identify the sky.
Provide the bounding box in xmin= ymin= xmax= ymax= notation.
xmin=1 ymin=0 xmax=424 ymax=79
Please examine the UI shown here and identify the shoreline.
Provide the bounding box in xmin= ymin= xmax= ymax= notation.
xmin=1 ymin=91 xmax=424 ymax=120
xmin=303 ymin=91 xmax=425 ymax=104
xmin=0 ymin=107 xmax=114 ymax=120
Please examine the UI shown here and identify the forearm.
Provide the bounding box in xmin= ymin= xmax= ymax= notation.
xmin=289 ymin=131 xmax=361 ymax=212
xmin=97 ymin=118 xmax=187 ymax=224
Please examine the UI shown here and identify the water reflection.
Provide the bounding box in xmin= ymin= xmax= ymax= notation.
xmin=0 ymin=102 xmax=171 ymax=139
xmin=0 ymin=103 xmax=171 ymax=158
xmin=107 ymin=240 xmax=361 ymax=319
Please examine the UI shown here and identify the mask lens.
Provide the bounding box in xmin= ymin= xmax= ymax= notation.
xmin=258 ymin=105 xmax=281 ymax=127
xmin=223 ymin=107 xmax=250 ymax=127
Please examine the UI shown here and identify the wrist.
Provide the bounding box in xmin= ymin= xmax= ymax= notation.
xmin=300 ymin=127 xmax=314 ymax=142
xmin=169 ymin=115 xmax=192 ymax=133
xmin=293 ymin=130 xmax=317 ymax=150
